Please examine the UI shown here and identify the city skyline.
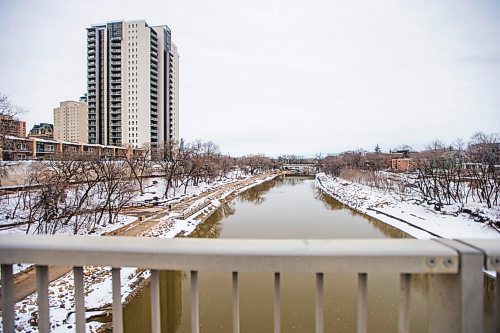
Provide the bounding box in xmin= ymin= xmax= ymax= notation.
xmin=0 ymin=0 xmax=499 ymax=156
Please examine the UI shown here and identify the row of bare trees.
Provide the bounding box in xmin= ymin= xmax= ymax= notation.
xmin=412 ymin=133 xmax=499 ymax=208
xmin=320 ymin=132 xmax=499 ymax=209
xmin=8 ymin=156 xmax=134 ymax=234
xmin=2 ymin=140 xmax=278 ymax=234
xmin=152 ymin=141 xmax=277 ymax=197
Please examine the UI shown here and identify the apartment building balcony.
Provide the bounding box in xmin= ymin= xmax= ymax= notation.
xmin=110 ymin=42 xmax=121 ymax=49
xmin=0 ymin=236 xmax=496 ymax=333
xmin=88 ymin=48 xmax=95 ymax=55
xmin=111 ymin=55 xmax=121 ymax=61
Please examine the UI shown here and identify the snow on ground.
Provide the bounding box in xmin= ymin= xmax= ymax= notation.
xmin=316 ymin=172 xmax=500 ymax=240
xmin=0 ymin=172 xmax=278 ymax=332
xmin=145 ymin=173 xmax=279 ymax=238
xmin=11 ymin=266 xmax=151 ymax=333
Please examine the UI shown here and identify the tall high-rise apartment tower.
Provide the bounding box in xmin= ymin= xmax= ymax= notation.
xmin=86 ymin=20 xmax=179 ymax=147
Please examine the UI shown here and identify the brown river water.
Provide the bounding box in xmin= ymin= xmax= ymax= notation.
xmin=121 ymin=176 xmax=495 ymax=332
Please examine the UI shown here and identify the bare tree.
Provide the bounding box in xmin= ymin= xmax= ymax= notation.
xmin=125 ymin=144 xmax=152 ymax=195
xmin=155 ymin=141 xmax=184 ymax=198
xmin=0 ymin=93 xmax=24 ymax=177
xmin=91 ymin=159 xmax=135 ymax=227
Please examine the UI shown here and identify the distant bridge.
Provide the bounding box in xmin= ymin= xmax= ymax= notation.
xmin=281 ymin=163 xmax=320 ymax=175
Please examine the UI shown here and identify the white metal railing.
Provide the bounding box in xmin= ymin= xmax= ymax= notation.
xmin=0 ymin=235 xmax=499 ymax=333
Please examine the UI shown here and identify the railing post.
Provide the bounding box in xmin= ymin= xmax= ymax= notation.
xmin=274 ymin=272 xmax=281 ymax=333
xmin=316 ymin=273 xmax=324 ymax=333
xmin=1 ymin=264 xmax=15 ymax=333
xmin=232 ymin=271 xmax=240 ymax=333
xmin=191 ymin=270 xmax=199 ymax=333
xmin=459 ymin=239 xmax=500 ymax=332
xmin=357 ymin=273 xmax=367 ymax=333
xmin=431 ymin=240 xmax=484 ymax=333
xmin=496 ymin=272 xmax=500 ymax=333
xmin=398 ymin=273 xmax=411 ymax=333
xmin=150 ymin=270 xmax=161 ymax=333
xmin=73 ymin=266 xmax=86 ymax=333
xmin=36 ymin=265 xmax=50 ymax=333
xmin=112 ymin=267 xmax=123 ymax=333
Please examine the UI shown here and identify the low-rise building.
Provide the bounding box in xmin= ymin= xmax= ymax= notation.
xmin=29 ymin=123 xmax=54 ymax=140
xmin=1 ymin=135 xmax=140 ymax=161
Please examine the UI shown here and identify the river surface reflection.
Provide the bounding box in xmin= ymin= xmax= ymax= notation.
xmin=124 ymin=176 xmax=432 ymax=332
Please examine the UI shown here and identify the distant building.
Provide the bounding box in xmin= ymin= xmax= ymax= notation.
xmin=391 ymin=158 xmax=414 ymax=172
xmin=0 ymin=115 xmax=26 ymax=137
xmin=53 ymin=100 xmax=88 ymax=143
xmin=1 ymin=135 xmax=143 ymax=161
xmin=86 ymin=19 xmax=179 ymax=147
xmin=29 ymin=123 xmax=54 ymax=140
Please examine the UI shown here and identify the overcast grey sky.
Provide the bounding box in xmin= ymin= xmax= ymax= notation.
xmin=0 ymin=0 xmax=499 ymax=156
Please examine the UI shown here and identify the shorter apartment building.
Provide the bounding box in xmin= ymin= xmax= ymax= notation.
xmin=0 ymin=115 xmax=26 ymax=137
xmin=1 ymin=135 xmax=140 ymax=161
xmin=54 ymin=100 xmax=88 ymax=143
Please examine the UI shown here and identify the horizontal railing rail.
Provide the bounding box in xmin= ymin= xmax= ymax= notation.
xmin=0 ymin=235 xmax=498 ymax=333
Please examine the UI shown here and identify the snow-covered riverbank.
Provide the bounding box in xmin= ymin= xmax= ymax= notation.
xmin=316 ymin=172 xmax=500 ymax=240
